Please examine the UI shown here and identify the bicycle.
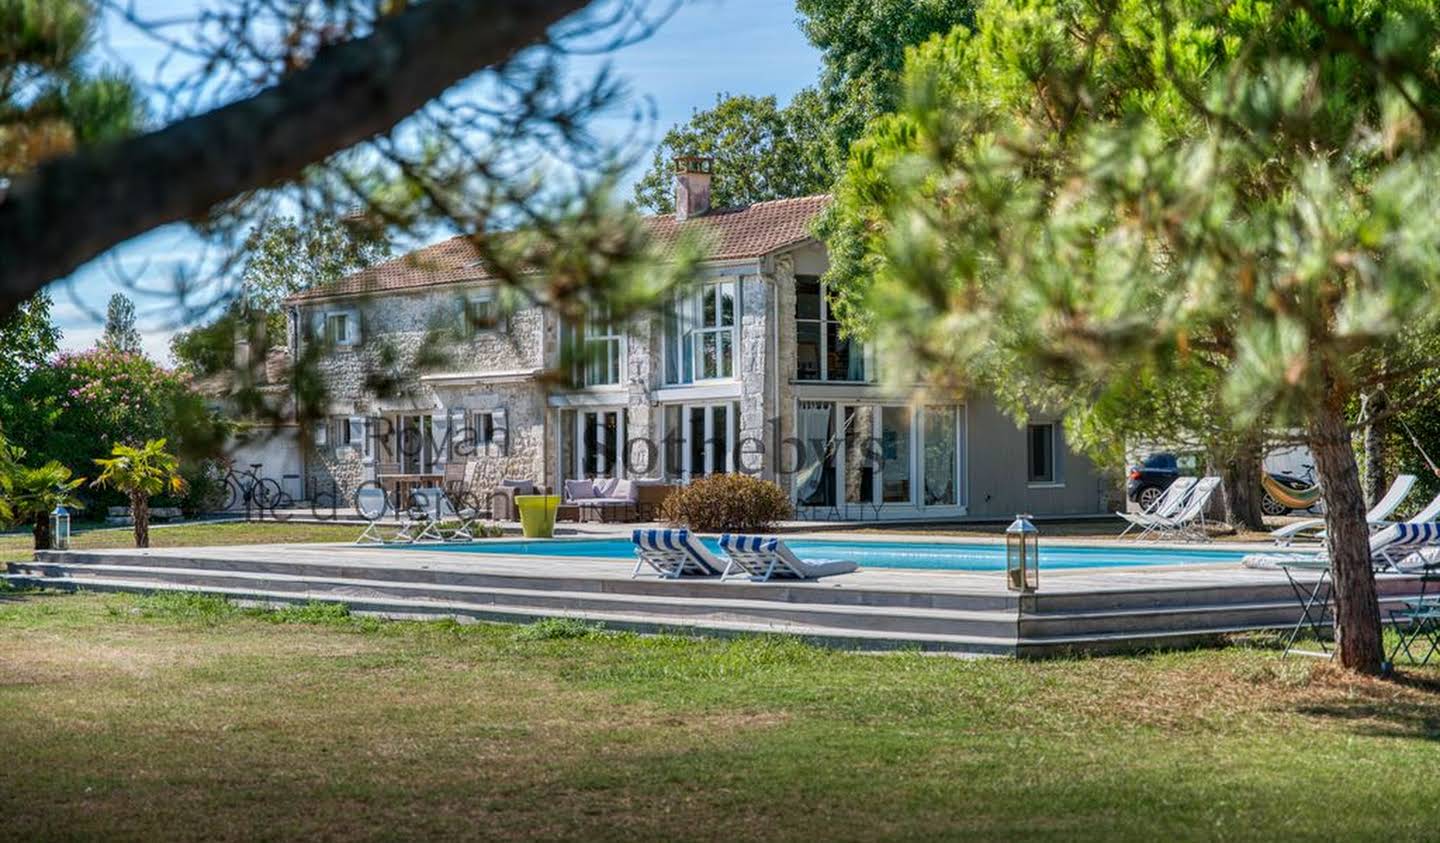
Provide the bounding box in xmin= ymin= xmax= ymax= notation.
xmin=221 ymin=462 xmax=292 ymax=514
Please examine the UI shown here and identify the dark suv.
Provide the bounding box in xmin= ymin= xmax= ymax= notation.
xmin=1127 ymin=452 xmax=1197 ymax=511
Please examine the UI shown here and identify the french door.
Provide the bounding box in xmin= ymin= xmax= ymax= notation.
xmin=662 ymin=401 xmax=738 ymax=481
xmin=560 ymin=408 xmax=625 ymax=481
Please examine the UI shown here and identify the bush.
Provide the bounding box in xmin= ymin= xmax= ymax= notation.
xmin=660 ymin=473 xmax=793 ymax=533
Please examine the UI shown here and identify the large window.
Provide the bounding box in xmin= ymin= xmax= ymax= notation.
xmin=664 ymin=281 xmax=738 ymax=384
xmin=662 ymin=401 xmax=739 ymax=480
xmin=807 ymin=403 xmax=963 ymax=515
xmin=566 ymin=306 xmax=623 ymax=387
xmin=560 ymin=409 xmax=624 ymax=480
xmin=922 ymin=407 xmax=958 ymax=506
xmin=795 ymin=275 xmax=867 ymax=382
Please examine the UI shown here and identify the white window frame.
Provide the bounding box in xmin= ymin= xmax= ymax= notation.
xmin=562 ymin=408 xmax=626 ymax=480
xmin=661 ymin=401 xmax=739 ymax=482
xmin=567 ymin=307 xmax=624 ymax=388
xmin=663 ymin=281 xmax=740 ymax=385
xmin=323 ymin=310 xmax=358 ymax=346
xmin=795 ymin=276 xmax=871 ymax=383
xmin=397 ymin=414 xmax=437 ymax=475
xmin=820 ymin=402 xmax=966 ymax=517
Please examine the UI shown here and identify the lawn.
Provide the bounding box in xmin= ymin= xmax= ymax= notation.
xmin=1 ymin=591 xmax=1437 ymax=841
xmin=0 ymin=520 xmax=363 ymax=564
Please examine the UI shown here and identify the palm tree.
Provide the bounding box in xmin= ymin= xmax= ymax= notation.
xmin=92 ymin=439 xmax=186 ymax=548
xmin=7 ymin=461 xmax=86 ymax=550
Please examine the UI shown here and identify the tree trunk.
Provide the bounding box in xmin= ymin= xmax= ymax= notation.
xmin=31 ymin=514 xmax=50 ymax=550
xmin=1220 ymin=438 xmax=1267 ymax=531
xmin=1362 ymin=390 xmax=1387 ymax=509
xmin=1308 ymin=400 xmax=1384 ymax=674
xmin=132 ymin=492 xmax=150 ymax=549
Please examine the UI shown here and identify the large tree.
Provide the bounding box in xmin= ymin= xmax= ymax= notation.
xmin=795 ymin=0 xmax=974 ymax=169
xmin=825 ymin=0 xmax=1440 ymax=673
xmin=100 ymin=292 xmax=141 ymax=353
xmin=633 ymin=1 xmax=976 ymax=211
xmin=633 ymin=92 xmax=832 ymax=212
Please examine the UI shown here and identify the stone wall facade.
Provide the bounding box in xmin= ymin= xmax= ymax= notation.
xmin=292 ymin=244 xmax=1116 ymax=519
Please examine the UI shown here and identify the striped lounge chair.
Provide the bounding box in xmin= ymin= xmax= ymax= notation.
xmin=1244 ymin=521 xmax=1440 ymax=571
xmin=717 ymin=534 xmax=859 ymax=582
xmin=630 ymin=529 xmax=727 ymax=579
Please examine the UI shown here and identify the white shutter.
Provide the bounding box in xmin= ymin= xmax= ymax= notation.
xmin=430 ymin=411 xmax=448 ymax=469
xmin=492 ymin=408 xmax=508 ymax=456
xmin=341 ymin=308 xmax=361 ymax=345
xmin=310 ymin=311 xmax=325 ymax=343
xmin=448 ymin=408 xmax=468 ymax=458
xmin=313 ymin=419 xmax=328 ymax=447
xmin=346 ymin=416 xmax=364 ymax=453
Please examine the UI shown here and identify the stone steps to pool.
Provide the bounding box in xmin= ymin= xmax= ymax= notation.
xmin=6 ymin=562 xmax=1021 ymax=639
xmin=6 ymin=548 xmax=1432 ymax=657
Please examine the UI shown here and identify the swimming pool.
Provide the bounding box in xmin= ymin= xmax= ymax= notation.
xmin=413 ymin=537 xmax=1253 ymax=572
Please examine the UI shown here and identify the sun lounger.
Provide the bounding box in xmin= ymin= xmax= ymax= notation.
xmin=631 ymin=528 xmax=727 ymax=579
xmin=717 ymin=534 xmax=859 ymax=582
xmin=1245 ymin=521 xmax=1440 ymax=571
xmin=1272 ymin=474 xmax=1416 ymax=546
xmin=1126 ymin=476 xmax=1221 ymax=542
xmin=1118 ymin=476 xmax=1197 ymax=539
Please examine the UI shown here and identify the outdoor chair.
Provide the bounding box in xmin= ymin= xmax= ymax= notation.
xmin=1117 ymin=476 xmax=1197 ymax=539
xmin=354 ymin=487 xmax=391 ymax=545
xmin=630 ymin=528 xmax=727 ymax=579
xmin=393 ymin=487 xmax=446 ymax=544
xmin=1244 ymin=521 xmax=1440 ymax=571
xmin=1272 ymin=474 xmax=1416 ymax=546
xmin=716 ymin=534 xmax=859 ymax=582
xmin=1124 ymin=476 xmax=1221 ymax=542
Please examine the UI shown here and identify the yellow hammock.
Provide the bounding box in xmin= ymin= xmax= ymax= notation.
xmin=1261 ymin=473 xmax=1323 ymax=510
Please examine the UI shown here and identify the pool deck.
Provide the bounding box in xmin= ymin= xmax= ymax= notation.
xmin=7 ymin=536 xmax=1424 ymax=657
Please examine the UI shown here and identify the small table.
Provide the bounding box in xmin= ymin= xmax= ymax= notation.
xmin=1277 ymin=557 xmax=1334 ymax=659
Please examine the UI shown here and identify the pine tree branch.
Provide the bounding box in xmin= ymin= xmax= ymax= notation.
xmin=0 ymin=0 xmax=590 ymax=316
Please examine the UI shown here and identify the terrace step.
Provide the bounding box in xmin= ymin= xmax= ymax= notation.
xmin=29 ymin=550 xmax=1022 ymax=612
xmin=14 ymin=548 xmax=1428 ymax=657
xmin=7 ymin=562 xmax=1020 ymax=638
xmin=0 ymin=573 xmax=1018 ymax=655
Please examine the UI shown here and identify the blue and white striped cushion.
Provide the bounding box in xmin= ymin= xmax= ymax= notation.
xmin=631 ymin=528 xmax=721 ymax=574
xmin=1390 ymin=522 xmax=1440 ymax=552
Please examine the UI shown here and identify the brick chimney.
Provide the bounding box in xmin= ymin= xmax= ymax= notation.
xmin=674 ymin=156 xmax=713 ymax=221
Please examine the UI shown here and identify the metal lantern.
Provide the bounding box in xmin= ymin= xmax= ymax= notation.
xmin=1005 ymin=514 xmax=1038 ymax=593
xmin=50 ymin=505 xmax=71 ymax=550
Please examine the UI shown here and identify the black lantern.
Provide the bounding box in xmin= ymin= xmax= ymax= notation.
xmin=1005 ymin=514 xmax=1038 ymax=592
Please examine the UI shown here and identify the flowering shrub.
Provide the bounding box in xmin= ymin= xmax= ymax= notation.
xmin=8 ymin=349 xmax=224 ymax=510
xmin=660 ymin=474 xmax=793 ymax=533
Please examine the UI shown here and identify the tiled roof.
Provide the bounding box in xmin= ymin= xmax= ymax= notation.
xmin=288 ymin=194 xmax=830 ymax=302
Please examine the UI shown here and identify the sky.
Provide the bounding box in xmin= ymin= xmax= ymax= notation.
xmin=57 ymin=0 xmax=823 ymax=363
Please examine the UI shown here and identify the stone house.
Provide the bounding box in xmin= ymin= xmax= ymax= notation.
xmin=285 ymin=159 xmax=1115 ymax=520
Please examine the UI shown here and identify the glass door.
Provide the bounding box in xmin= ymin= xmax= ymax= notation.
xmin=662 ymin=401 xmax=738 ymax=481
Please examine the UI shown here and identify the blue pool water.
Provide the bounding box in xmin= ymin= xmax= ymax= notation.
xmin=414 ymin=537 xmax=1251 ymax=572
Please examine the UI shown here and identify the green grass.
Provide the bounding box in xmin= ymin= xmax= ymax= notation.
xmin=2 ymin=592 xmax=1439 ymax=841
xmin=0 ymin=519 xmax=364 ymax=563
